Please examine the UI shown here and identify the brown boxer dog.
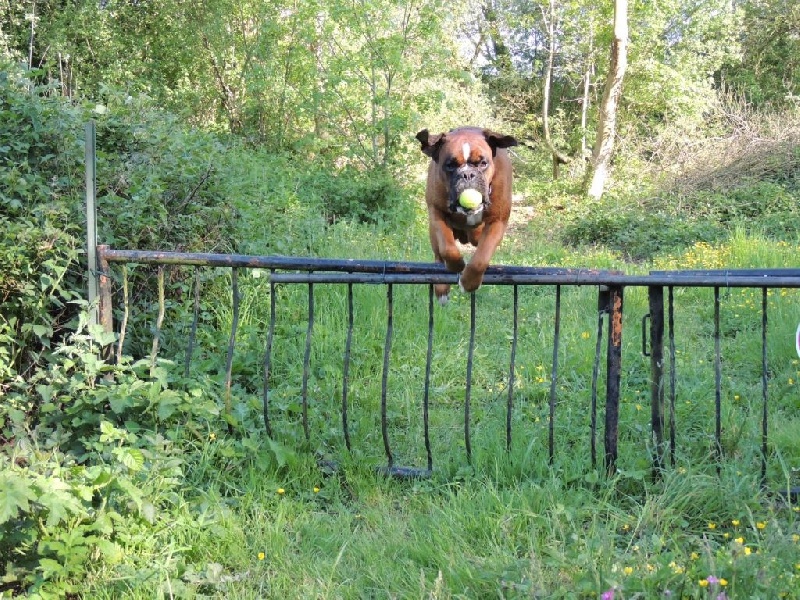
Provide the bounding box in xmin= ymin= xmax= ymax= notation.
xmin=416 ymin=126 xmax=518 ymax=303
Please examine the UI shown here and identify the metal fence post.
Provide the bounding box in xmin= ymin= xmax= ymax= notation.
xmin=648 ymin=286 xmax=666 ymax=476
xmin=605 ymin=285 xmax=623 ymax=475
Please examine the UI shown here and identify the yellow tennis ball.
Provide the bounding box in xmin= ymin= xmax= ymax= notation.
xmin=458 ymin=189 xmax=482 ymax=210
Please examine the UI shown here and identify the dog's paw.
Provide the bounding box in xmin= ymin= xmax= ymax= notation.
xmin=438 ymin=293 xmax=449 ymax=306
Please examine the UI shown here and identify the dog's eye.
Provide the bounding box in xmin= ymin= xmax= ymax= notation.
xmin=444 ymin=160 xmax=458 ymax=172
xmin=478 ymin=159 xmax=489 ymax=169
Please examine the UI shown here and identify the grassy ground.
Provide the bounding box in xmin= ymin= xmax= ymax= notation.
xmin=78 ymin=184 xmax=800 ymax=598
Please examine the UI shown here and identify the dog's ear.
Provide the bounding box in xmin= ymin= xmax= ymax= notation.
xmin=482 ymin=129 xmax=518 ymax=156
xmin=416 ymin=129 xmax=446 ymax=160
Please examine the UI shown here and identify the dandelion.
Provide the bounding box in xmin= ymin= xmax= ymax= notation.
xmin=731 ymin=519 xmax=740 ymax=526
xmin=708 ymin=522 xmax=717 ymax=530
xmin=623 ymin=566 xmax=633 ymax=575
xmin=719 ymin=579 xmax=728 ymax=586
xmin=744 ymin=547 xmax=752 ymax=555
xmin=581 ymin=331 xmax=591 ymax=340
xmin=209 ymin=432 xmax=216 ymax=441
xmin=756 ymin=521 xmax=766 ymax=530
xmin=277 ymin=488 xmax=285 ymax=495
xmin=734 ymin=537 xmax=744 ymax=544
xmin=257 ymin=552 xmax=265 ymax=560
xmin=699 ymin=580 xmax=709 ymax=588
xmin=792 ymin=534 xmax=799 ymax=543
xmin=313 ymin=487 xmax=320 ymax=493
xmin=691 ymin=552 xmax=700 ymax=560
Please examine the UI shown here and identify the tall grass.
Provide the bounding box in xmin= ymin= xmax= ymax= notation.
xmin=112 ymin=211 xmax=799 ymax=598
xmin=83 ymin=125 xmax=800 ymax=598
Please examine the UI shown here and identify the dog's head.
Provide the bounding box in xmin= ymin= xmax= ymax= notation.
xmin=416 ymin=127 xmax=517 ymax=213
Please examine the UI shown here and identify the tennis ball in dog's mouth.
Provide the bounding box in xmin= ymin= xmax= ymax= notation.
xmin=458 ymin=188 xmax=482 ymax=210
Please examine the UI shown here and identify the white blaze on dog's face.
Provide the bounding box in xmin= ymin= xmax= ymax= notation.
xmin=462 ymin=142 xmax=471 ymax=163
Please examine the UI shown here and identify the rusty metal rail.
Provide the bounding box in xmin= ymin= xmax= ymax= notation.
xmin=92 ymin=245 xmax=800 ymax=486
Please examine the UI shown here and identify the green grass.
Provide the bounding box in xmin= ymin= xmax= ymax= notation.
xmin=75 ymin=203 xmax=800 ymax=599
xmin=8 ymin=161 xmax=799 ymax=598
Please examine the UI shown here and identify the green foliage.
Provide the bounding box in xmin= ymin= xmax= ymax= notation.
xmin=2 ymin=1 xmax=800 ymax=596
xmin=561 ymin=199 xmax=726 ymax=260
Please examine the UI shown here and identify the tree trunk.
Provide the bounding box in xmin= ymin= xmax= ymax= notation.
xmin=541 ymin=0 xmax=570 ymax=180
xmin=585 ymin=0 xmax=628 ymax=199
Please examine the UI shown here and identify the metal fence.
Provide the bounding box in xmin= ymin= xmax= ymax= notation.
xmin=84 ymin=123 xmax=798 ymax=493
xmin=90 ymin=247 xmax=800 ymax=488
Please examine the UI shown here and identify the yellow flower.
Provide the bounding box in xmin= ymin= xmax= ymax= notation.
xmin=691 ymin=552 xmax=700 ymax=560
xmin=792 ymin=534 xmax=799 ymax=543
xmin=756 ymin=521 xmax=766 ymax=530
xmin=744 ymin=547 xmax=752 ymax=555
xmin=699 ymin=579 xmax=709 ymax=587
xmin=720 ymin=578 xmax=728 ymax=586
xmin=257 ymin=552 xmax=265 ymax=560
xmin=731 ymin=519 xmax=740 ymax=526
xmin=313 ymin=487 xmax=320 ymax=493
xmin=723 ymin=533 xmax=730 ymax=539
xmin=209 ymin=432 xmax=216 ymax=441
xmin=623 ymin=566 xmax=633 ymax=575
xmin=671 ymin=563 xmax=685 ymax=574
xmin=734 ymin=537 xmax=744 ymax=544
xmin=708 ymin=522 xmax=717 ymax=530
xmin=581 ymin=331 xmax=590 ymax=340
xmin=277 ymin=488 xmax=285 ymax=495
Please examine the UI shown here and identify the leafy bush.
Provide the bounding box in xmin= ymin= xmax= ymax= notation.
xmin=299 ymin=165 xmax=408 ymax=225
xmin=561 ymin=199 xmax=726 ymax=260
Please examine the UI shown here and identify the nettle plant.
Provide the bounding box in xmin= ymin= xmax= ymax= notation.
xmin=0 ymin=312 xmax=223 ymax=597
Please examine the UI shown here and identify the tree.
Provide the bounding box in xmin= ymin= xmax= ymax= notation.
xmin=585 ymin=0 xmax=627 ymax=199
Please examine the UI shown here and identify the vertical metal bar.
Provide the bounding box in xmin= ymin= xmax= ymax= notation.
xmin=668 ymin=286 xmax=676 ymax=466
xmin=590 ymin=298 xmax=605 ymax=470
xmin=342 ymin=282 xmax=354 ymax=451
xmin=381 ymin=284 xmax=394 ymax=468
xmin=224 ymin=267 xmax=240 ymax=430
xmin=85 ymin=121 xmax=99 ymax=329
xmin=184 ymin=267 xmax=201 ymax=378
xmin=424 ymin=284 xmax=434 ymax=471
xmin=150 ymin=265 xmax=166 ymax=377
xmin=761 ymin=287 xmax=768 ymax=487
xmin=714 ymin=286 xmax=722 ymax=466
xmin=263 ymin=276 xmax=276 ymax=437
xmin=549 ymin=285 xmax=562 ymax=465
xmin=506 ymin=285 xmax=518 ymax=452
xmin=605 ymin=285 xmax=623 ymax=475
xmin=465 ymin=292 xmax=476 ymax=464
xmin=116 ymin=264 xmax=129 ymax=365
xmin=97 ymin=247 xmax=114 ymax=362
xmin=649 ymin=286 xmax=665 ymax=476
xmin=301 ymin=282 xmax=314 ymax=442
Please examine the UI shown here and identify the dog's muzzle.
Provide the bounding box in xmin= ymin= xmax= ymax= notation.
xmin=452 ymin=203 xmax=484 ymax=227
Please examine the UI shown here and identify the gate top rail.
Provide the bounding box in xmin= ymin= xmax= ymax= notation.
xmin=97 ymin=247 xmax=800 ymax=288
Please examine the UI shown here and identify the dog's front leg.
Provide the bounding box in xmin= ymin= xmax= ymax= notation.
xmin=459 ymin=220 xmax=508 ymax=293
xmin=428 ymin=210 xmax=464 ymax=303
